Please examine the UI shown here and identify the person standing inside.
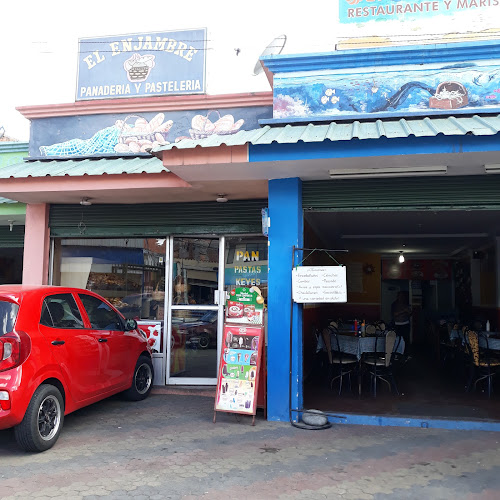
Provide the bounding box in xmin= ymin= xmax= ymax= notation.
xmin=391 ymin=291 xmax=412 ymax=349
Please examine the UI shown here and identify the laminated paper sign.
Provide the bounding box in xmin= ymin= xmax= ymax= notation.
xmin=214 ymin=324 xmax=264 ymax=418
xmin=292 ymin=266 xmax=347 ymax=303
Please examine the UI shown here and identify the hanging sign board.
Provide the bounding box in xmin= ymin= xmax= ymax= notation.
xmin=292 ymin=266 xmax=347 ymax=303
xmin=214 ymin=324 xmax=264 ymax=424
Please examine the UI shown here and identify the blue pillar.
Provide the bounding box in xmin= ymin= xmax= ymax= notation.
xmin=267 ymin=178 xmax=303 ymax=421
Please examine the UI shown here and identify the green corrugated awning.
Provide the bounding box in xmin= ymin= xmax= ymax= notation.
xmin=0 ymin=156 xmax=168 ymax=179
xmin=152 ymin=114 xmax=500 ymax=152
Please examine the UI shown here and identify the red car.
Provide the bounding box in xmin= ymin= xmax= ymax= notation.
xmin=0 ymin=285 xmax=154 ymax=452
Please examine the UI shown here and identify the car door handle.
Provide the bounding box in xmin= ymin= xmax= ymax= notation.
xmin=51 ymin=340 xmax=65 ymax=346
xmin=98 ymin=338 xmax=108 ymax=342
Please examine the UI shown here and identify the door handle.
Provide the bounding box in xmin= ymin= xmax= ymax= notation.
xmin=98 ymin=338 xmax=108 ymax=343
xmin=51 ymin=340 xmax=65 ymax=346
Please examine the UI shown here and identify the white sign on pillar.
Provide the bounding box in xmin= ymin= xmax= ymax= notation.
xmin=292 ymin=266 xmax=347 ymax=303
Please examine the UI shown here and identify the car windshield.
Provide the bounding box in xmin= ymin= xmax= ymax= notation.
xmin=0 ymin=300 xmax=19 ymax=336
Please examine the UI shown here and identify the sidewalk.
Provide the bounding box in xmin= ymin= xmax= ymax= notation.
xmin=1 ymin=388 xmax=500 ymax=499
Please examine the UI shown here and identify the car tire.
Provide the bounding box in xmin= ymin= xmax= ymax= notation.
xmin=123 ymin=356 xmax=154 ymax=401
xmin=198 ymin=334 xmax=210 ymax=349
xmin=14 ymin=384 xmax=64 ymax=453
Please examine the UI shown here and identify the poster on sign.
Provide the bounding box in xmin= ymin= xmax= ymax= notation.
xmin=137 ymin=321 xmax=162 ymax=353
xmin=292 ymin=266 xmax=348 ymax=303
xmin=225 ymin=287 xmax=265 ymax=325
xmin=214 ymin=324 xmax=264 ymax=424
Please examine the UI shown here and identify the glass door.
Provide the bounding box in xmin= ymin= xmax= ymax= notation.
xmin=166 ymin=236 xmax=225 ymax=385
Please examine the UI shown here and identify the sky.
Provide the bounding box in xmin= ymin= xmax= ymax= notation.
xmin=1 ymin=0 xmax=499 ymax=141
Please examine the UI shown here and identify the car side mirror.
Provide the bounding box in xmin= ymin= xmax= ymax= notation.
xmin=125 ymin=318 xmax=138 ymax=331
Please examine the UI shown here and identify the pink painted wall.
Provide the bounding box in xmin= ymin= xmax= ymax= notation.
xmin=22 ymin=204 xmax=50 ymax=285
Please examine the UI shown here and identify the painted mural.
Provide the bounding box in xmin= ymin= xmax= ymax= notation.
xmin=273 ymin=60 xmax=500 ymax=121
xmin=32 ymin=107 xmax=270 ymax=157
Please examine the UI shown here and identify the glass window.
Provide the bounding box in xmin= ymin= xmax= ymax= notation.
xmin=52 ymin=238 xmax=166 ymax=321
xmin=224 ymin=237 xmax=268 ymax=300
xmin=0 ymin=300 xmax=19 ymax=335
xmin=79 ymin=294 xmax=124 ymax=331
xmin=40 ymin=294 xmax=84 ymax=329
xmin=172 ymin=238 xmax=219 ymax=305
xmin=170 ymin=309 xmax=218 ymax=378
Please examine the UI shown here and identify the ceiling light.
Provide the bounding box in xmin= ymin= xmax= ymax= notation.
xmin=216 ymin=194 xmax=228 ymax=203
xmin=7 ymin=220 xmax=14 ymax=232
xmin=341 ymin=233 xmax=489 ymax=239
xmin=80 ymin=197 xmax=92 ymax=206
xmin=484 ymin=164 xmax=500 ymax=174
xmin=399 ymin=251 xmax=405 ymax=263
xmin=329 ymin=166 xmax=447 ymax=179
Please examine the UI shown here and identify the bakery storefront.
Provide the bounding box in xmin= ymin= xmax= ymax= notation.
xmin=48 ymin=213 xmax=268 ymax=386
xmin=1 ymin=28 xmax=271 ymax=387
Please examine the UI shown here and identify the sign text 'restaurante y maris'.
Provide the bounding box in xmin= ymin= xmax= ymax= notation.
xmin=76 ymin=29 xmax=206 ymax=101
xmin=340 ymin=0 xmax=498 ymax=23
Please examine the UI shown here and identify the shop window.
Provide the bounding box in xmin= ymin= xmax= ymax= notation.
xmin=172 ymin=238 xmax=219 ymax=305
xmin=52 ymin=238 xmax=166 ymax=322
xmin=224 ymin=237 xmax=268 ymax=300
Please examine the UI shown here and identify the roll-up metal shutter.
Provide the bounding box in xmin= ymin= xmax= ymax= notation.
xmin=49 ymin=199 xmax=266 ymax=237
xmin=303 ymin=176 xmax=500 ymax=211
xmin=0 ymin=226 xmax=25 ymax=247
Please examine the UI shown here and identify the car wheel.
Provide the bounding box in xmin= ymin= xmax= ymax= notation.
xmin=123 ymin=356 xmax=154 ymax=401
xmin=198 ymin=334 xmax=210 ymax=349
xmin=14 ymin=384 xmax=64 ymax=453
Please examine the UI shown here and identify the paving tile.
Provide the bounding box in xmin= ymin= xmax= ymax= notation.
xmin=1 ymin=394 xmax=500 ymax=499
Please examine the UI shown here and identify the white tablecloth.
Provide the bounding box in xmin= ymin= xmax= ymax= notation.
xmin=450 ymin=330 xmax=500 ymax=350
xmin=318 ymin=330 xmax=405 ymax=360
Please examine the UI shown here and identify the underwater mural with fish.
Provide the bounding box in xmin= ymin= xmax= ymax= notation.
xmin=30 ymin=106 xmax=271 ymax=157
xmin=273 ymin=60 xmax=500 ymax=121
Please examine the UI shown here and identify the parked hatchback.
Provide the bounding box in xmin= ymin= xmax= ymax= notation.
xmin=0 ymin=285 xmax=154 ymax=452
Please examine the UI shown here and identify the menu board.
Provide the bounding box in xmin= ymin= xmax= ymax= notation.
xmin=214 ymin=324 xmax=264 ymax=418
xmin=292 ymin=266 xmax=347 ymax=303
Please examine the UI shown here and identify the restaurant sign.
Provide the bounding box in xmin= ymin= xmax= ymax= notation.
xmin=339 ymin=0 xmax=498 ymax=24
xmin=76 ymin=28 xmax=206 ymax=101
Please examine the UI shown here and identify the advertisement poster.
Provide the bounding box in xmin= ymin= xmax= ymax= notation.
xmin=225 ymin=287 xmax=265 ymax=325
xmin=214 ymin=324 xmax=264 ymax=416
xmin=137 ymin=321 xmax=162 ymax=353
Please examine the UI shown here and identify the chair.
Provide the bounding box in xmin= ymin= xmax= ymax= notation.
xmin=362 ymin=330 xmax=400 ymax=397
xmin=322 ymin=327 xmax=358 ymax=395
xmin=465 ymin=331 xmax=500 ymax=398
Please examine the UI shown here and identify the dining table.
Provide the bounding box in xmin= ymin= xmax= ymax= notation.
xmin=450 ymin=329 xmax=500 ymax=350
xmin=317 ymin=329 xmax=405 ymax=396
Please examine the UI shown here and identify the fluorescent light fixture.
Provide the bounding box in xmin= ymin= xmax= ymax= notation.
xmin=485 ymin=164 xmax=500 ymax=174
xmin=329 ymin=165 xmax=447 ymax=178
xmin=341 ymin=233 xmax=488 ymax=239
